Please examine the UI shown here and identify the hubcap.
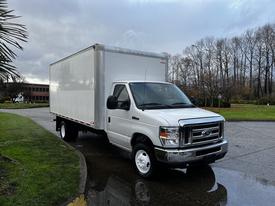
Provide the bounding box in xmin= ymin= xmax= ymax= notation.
xmin=60 ymin=124 xmax=65 ymax=139
xmin=135 ymin=150 xmax=151 ymax=174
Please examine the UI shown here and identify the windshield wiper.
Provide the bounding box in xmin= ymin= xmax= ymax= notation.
xmin=139 ymin=103 xmax=163 ymax=106
xmin=171 ymin=102 xmax=188 ymax=105
xmin=139 ymin=103 xmax=172 ymax=109
xmin=171 ymin=102 xmax=195 ymax=107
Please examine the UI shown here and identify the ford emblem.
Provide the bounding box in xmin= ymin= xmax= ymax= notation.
xmin=202 ymin=129 xmax=211 ymax=137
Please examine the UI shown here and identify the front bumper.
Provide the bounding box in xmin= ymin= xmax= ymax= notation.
xmin=154 ymin=139 xmax=228 ymax=166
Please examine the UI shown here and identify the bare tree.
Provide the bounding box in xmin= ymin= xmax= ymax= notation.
xmin=168 ymin=23 xmax=275 ymax=106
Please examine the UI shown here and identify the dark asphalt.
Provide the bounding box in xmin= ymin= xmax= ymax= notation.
xmin=1 ymin=108 xmax=275 ymax=205
xmin=73 ymin=133 xmax=275 ymax=206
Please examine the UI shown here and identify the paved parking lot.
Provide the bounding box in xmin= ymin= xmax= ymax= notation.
xmin=1 ymin=107 xmax=275 ymax=205
xmin=215 ymin=121 xmax=275 ymax=182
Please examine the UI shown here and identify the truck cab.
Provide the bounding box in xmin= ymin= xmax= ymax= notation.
xmin=106 ymin=81 xmax=228 ymax=177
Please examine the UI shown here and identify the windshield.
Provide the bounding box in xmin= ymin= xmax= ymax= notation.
xmin=129 ymin=82 xmax=194 ymax=109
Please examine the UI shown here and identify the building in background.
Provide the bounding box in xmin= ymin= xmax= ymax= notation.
xmin=1 ymin=80 xmax=50 ymax=103
xmin=22 ymin=83 xmax=49 ymax=102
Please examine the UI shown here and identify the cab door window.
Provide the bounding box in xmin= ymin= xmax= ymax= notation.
xmin=113 ymin=85 xmax=130 ymax=109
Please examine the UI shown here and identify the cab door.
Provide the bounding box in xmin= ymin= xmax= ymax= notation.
xmin=107 ymin=84 xmax=132 ymax=150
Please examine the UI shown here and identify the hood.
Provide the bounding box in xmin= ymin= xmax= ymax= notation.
xmin=142 ymin=107 xmax=222 ymax=126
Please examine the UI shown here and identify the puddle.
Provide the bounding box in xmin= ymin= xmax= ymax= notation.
xmin=85 ymin=166 xmax=227 ymax=206
xmin=84 ymin=166 xmax=275 ymax=206
xmin=214 ymin=167 xmax=275 ymax=206
xmin=72 ymin=134 xmax=275 ymax=206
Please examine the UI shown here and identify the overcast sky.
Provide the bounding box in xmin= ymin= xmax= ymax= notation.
xmin=9 ymin=0 xmax=275 ymax=84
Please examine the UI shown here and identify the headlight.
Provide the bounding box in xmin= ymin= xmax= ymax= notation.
xmin=159 ymin=126 xmax=179 ymax=147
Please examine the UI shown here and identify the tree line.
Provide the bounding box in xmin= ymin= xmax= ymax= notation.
xmin=169 ymin=24 xmax=275 ymax=106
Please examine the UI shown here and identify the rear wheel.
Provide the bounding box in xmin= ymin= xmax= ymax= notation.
xmin=60 ymin=121 xmax=78 ymax=141
xmin=132 ymin=143 xmax=156 ymax=178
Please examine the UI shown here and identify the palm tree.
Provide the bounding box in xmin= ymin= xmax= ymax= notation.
xmin=0 ymin=0 xmax=27 ymax=80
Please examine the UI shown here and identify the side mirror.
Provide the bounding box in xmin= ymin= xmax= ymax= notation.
xmin=107 ymin=95 xmax=118 ymax=109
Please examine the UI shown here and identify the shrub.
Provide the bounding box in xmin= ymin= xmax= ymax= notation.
xmin=191 ymin=98 xmax=231 ymax=108
xmin=0 ymin=97 xmax=10 ymax=103
xmin=231 ymin=99 xmax=257 ymax=104
xmin=256 ymin=96 xmax=275 ymax=105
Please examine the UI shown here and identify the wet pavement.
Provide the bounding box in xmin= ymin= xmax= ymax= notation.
xmin=215 ymin=121 xmax=275 ymax=182
xmin=72 ymin=133 xmax=275 ymax=206
xmin=1 ymin=108 xmax=275 ymax=205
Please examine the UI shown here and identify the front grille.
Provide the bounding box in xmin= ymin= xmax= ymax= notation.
xmin=180 ymin=121 xmax=224 ymax=147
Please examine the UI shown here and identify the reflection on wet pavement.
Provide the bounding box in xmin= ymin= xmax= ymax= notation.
xmin=70 ymin=133 xmax=275 ymax=206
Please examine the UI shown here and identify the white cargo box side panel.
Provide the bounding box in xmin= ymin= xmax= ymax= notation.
xmin=50 ymin=48 xmax=95 ymax=126
xmin=104 ymin=51 xmax=167 ymax=102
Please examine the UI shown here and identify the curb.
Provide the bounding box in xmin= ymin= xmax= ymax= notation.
xmin=59 ymin=141 xmax=87 ymax=206
xmin=77 ymin=149 xmax=87 ymax=194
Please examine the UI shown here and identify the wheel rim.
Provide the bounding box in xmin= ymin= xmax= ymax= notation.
xmin=135 ymin=150 xmax=151 ymax=174
xmin=60 ymin=124 xmax=65 ymax=139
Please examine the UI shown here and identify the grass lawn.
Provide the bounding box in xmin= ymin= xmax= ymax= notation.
xmin=205 ymin=104 xmax=275 ymax=121
xmin=0 ymin=112 xmax=79 ymax=206
xmin=0 ymin=103 xmax=49 ymax=109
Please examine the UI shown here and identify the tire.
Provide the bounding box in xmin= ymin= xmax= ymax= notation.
xmin=132 ymin=143 xmax=156 ymax=178
xmin=60 ymin=121 xmax=78 ymax=142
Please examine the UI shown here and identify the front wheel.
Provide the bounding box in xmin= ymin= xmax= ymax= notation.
xmin=132 ymin=143 xmax=156 ymax=178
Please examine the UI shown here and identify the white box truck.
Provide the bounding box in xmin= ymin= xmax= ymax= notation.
xmin=50 ymin=44 xmax=228 ymax=177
